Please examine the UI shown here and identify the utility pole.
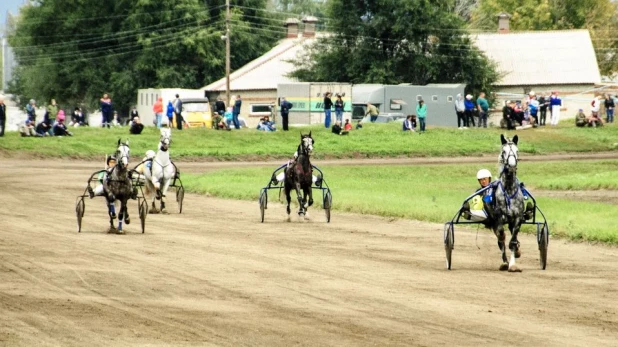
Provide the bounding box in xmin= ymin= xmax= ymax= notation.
xmin=225 ymin=0 xmax=231 ymax=106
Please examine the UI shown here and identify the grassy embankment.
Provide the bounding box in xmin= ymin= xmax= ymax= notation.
xmin=0 ymin=121 xmax=617 ymax=160
xmin=184 ymin=160 xmax=618 ymax=244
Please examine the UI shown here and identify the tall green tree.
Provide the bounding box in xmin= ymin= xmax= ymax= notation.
xmin=289 ymin=0 xmax=499 ymax=98
xmin=8 ymin=0 xmax=280 ymax=114
xmin=470 ymin=0 xmax=618 ymax=76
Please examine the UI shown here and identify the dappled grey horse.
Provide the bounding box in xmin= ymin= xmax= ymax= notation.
xmin=488 ymin=134 xmax=525 ymax=272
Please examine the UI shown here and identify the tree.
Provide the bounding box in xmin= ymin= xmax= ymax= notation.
xmin=7 ymin=0 xmax=280 ymax=114
xmin=289 ymin=0 xmax=499 ymax=98
xmin=470 ymin=0 xmax=618 ymax=76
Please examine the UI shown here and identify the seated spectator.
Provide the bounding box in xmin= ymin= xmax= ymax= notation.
xmin=53 ymin=111 xmax=73 ymax=136
xmin=344 ymin=119 xmax=352 ymax=131
xmin=213 ymin=112 xmax=226 ymax=130
xmin=36 ymin=117 xmax=53 ymax=136
xmin=575 ymin=109 xmax=587 ymax=127
xmin=403 ymin=115 xmax=416 ymax=132
xmin=331 ymin=120 xmax=348 ymax=135
xmin=356 ymin=120 xmax=363 ymax=130
xmin=19 ymin=119 xmax=37 ymax=137
xmin=256 ymin=117 xmax=265 ymax=130
xmin=588 ymin=112 xmax=604 ymax=128
xmin=112 ymin=111 xmax=122 ymax=127
xmin=262 ymin=115 xmax=276 ymax=132
xmin=129 ymin=116 xmax=144 ymax=134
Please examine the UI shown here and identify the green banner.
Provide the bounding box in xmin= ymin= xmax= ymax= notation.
xmin=286 ymin=98 xmax=352 ymax=112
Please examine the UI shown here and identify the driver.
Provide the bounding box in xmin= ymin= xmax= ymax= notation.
xmin=88 ymin=155 xmax=117 ymax=199
xmin=271 ymin=149 xmax=320 ymax=186
xmin=135 ymin=150 xmax=156 ymax=176
xmin=460 ymin=169 xmax=494 ymax=223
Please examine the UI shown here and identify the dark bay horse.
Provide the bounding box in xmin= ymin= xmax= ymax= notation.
xmin=284 ymin=132 xmax=314 ymax=220
xmin=103 ymin=139 xmax=133 ymax=233
xmin=488 ymin=134 xmax=525 ymax=272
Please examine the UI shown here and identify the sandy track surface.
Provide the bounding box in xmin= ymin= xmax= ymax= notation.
xmin=1 ymin=159 xmax=617 ymax=346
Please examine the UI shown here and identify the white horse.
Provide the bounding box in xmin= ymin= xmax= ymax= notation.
xmin=144 ymin=128 xmax=177 ymax=214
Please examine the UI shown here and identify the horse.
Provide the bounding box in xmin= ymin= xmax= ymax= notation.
xmin=487 ymin=134 xmax=525 ymax=272
xmin=284 ymin=132 xmax=314 ymax=220
xmin=103 ymin=139 xmax=133 ymax=233
xmin=144 ymin=128 xmax=177 ymax=214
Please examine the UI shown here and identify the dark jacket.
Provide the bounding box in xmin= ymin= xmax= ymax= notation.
xmin=130 ymin=123 xmax=144 ymax=134
xmin=324 ymin=97 xmax=333 ymax=110
xmin=332 ymin=124 xmax=342 ymax=134
xmin=280 ymin=100 xmax=293 ymax=114
xmin=334 ymin=99 xmax=344 ymax=110
xmin=130 ymin=109 xmax=139 ymax=122
xmin=233 ymin=99 xmax=242 ymax=115
xmin=605 ymin=98 xmax=615 ymax=109
xmin=53 ymin=122 xmax=72 ymax=136
xmin=215 ymin=100 xmax=226 ymax=114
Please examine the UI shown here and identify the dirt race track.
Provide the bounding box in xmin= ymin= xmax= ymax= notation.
xmin=1 ymin=158 xmax=618 ymax=347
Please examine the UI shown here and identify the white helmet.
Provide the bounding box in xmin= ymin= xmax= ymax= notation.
xmin=477 ymin=169 xmax=492 ymax=180
xmin=145 ymin=150 xmax=156 ymax=159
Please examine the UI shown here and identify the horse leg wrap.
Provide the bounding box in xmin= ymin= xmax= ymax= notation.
xmin=509 ymin=240 xmax=520 ymax=251
xmin=108 ymin=204 xmax=116 ymax=219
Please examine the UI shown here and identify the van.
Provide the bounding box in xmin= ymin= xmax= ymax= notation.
xmin=172 ymin=98 xmax=212 ymax=128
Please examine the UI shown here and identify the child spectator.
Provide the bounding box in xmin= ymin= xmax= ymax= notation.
xmin=356 ymin=120 xmax=363 ymax=130
xmin=344 ymin=119 xmax=352 ymax=131
xmin=224 ymin=107 xmax=234 ymax=131
xmin=112 ymin=111 xmax=121 ymax=127
xmin=53 ymin=111 xmax=73 ymax=136
xmin=166 ymin=101 xmax=175 ymax=128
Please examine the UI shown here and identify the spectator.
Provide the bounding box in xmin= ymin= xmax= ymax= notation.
xmin=213 ymin=110 xmax=226 ymax=130
xmin=588 ymin=111 xmax=604 ymax=128
xmin=464 ymin=94 xmax=476 ymax=127
xmin=403 ymin=115 xmax=416 ymax=132
xmin=356 ymin=120 xmax=363 ymax=130
xmin=416 ymin=99 xmax=427 ymax=133
xmin=455 ymin=93 xmax=466 ymax=128
xmin=323 ymin=92 xmax=333 ymax=128
xmin=365 ymin=102 xmax=379 ymax=123
xmin=502 ymin=100 xmax=516 ymax=130
xmin=153 ymin=97 xmax=163 ymax=128
xmin=549 ymin=91 xmax=562 ymax=126
xmin=174 ymin=94 xmax=184 ymax=130
xmin=129 ymin=106 xmax=139 ymax=126
xmin=100 ymin=93 xmax=113 ymax=128
xmin=262 ymin=115 xmax=276 ymax=131
xmin=331 ymin=120 xmax=348 ymax=135
xmin=26 ymin=99 xmax=37 ymax=122
xmin=53 ymin=111 xmax=73 ymax=136
xmin=36 ymin=114 xmax=53 ymax=136
xmin=538 ymin=93 xmax=549 ymax=126
xmin=46 ymin=99 xmax=59 ymax=124
xmin=70 ymin=107 xmax=81 ymax=127
xmin=513 ymin=101 xmax=524 ymax=126
xmin=232 ymin=94 xmax=241 ymax=129
xmin=19 ymin=118 xmax=37 ymax=137
xmin=334 ymin=94 xmax=344 ymax=123
xmin=604 ymin=94 xmax=615 ymax=123
xmin=215 ymin=96 xmax=226 ymax=118
xmin=166 ymin=101 xmax=174 ymax=128
xmin=0 ymin=95 xmax=6 ymax=137
xmin=476 ymin=92 xmax=489 ymax=128
xmin=111 ymin=111 xmax=122 ymax=127
xmin=129 ymin=116 xmax=144 ymax=134
xmin=224 ymin=106 xmax=234 ymax=130
xmin=528 ymin=92 xmax=539 ymax=127
xmin=280 ymin=97 xmax=293 ymax=131
xmin=344 ymin=118 xmax=352 ymax=131
xmin=575 ymin=109 xmax=587 ymax=127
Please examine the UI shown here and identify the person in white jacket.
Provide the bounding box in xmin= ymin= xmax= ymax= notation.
xmin=455 ymin=94 xmax=466 ymax=128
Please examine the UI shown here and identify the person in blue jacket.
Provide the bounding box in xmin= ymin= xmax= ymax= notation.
xmin=464 ymin=94 xmax=476 ymax=127
xmin=166 ymin=101 xmax=174 ymax=128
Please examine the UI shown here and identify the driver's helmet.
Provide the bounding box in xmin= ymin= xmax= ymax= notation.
xmin=476 ymin=169 xmax=492 ymax=180
xmin=145 ymin=150 xmax=156 ymax=159
xmin=106 ymin=155 xmax=117 ymax=166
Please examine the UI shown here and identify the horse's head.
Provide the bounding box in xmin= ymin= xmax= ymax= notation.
xmin=115 ymin=138 xmax=131 ymax=168
xmin=500 ymin=134 xmax=519 ymax=171
xmin=159 ymin=128 xmax=171 ymax=152
xmin=299 ymin=131 xmax=314 ymax=156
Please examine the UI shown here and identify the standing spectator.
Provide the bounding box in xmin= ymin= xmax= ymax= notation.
xmin=538 ymin=93 xmax=549 ymax=126
xmin=174 ymin=94 xmax=184 ymax=130
xmin=334 ymin=94 xmax=344 ymax=122
xmin=365 ymin=102 xmax=379 ymax=122
xmin=129 ymin=106 xmax=139 ymax=126
xmin=129 ymin=116 xmax=144 ymax=134
xmin=549 ymin=91 xmax=562 ymax=126
xmin=323 ymin=92 xmax=333 ymax=128
xmin=604 ymin=94 xmax=614 ymax=123
xmin=528 ymin=92 xmax=539 ymax=127
xmin=153 ymin=97 xmax=163 ymax=128
xmin=224 ymin=106 xmax=234 ymax=130
xmin=344 ymin=119 xmax=352 ymax=131
xmin=26 ymin=99 xmax=37 ymax=122
xmin=280 ymin=97 xmax=293 ymax=131
xmin=590 ymin=95 xmax=601 ymax=121
xmin=416 ymin=99 xmax=427 ymax=133
xmin=476 ymin=92 xmax=489 ymax=128
xmin=100 ymin=93 xmax=113 ymax=128
xmin=0 ymin=95 xmax=6 ymax=137
xmin=53 ymin=111 xmax=73 ymax=136
xmin=166 ymin=101 xmax=174 ymax=128
xmin=464 ymin=94 xmax=476 ymax=127
xmin=232 ymin=94 xmax=242 ymax=129
xmin=455 ymin=93 xmax=466 ymax=128
xmin=215 ymin=97 xmax=226 ymax=117
xmin=46 ymin=99 xmax=59 ymax=124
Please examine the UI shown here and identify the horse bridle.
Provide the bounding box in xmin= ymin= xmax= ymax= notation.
xmin=300 ymin=136 xmax=313 ymax=156
xmin=115 ymin=143 xmax=130 ymax=169
xmin=500 ymin=142 xmax=518 ymax=169
xmin=160 ymin=134 xmax=171 ymax=152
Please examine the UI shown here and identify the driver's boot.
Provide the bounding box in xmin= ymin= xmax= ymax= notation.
xmin=524 ymin=202 xmax=534 ymax=220
xmin=460 ymin=201 xmax=471 ymax=220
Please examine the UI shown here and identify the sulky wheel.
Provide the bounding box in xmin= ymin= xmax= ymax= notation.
xmin=538 ymin=223 xmax=549 ymax=270
xmin=323 ymin=190 xmax=332 ymax=223
xmin=176 ymin=186 xmax=185 ymax=214
xmin=76 ymin=198 xmax=85 ymax=233
xmin=444 ymin=223 xmax=455 ymax=270
xmin=259 ymin=190 xmax=267 ymax=223
xmin=139 ymin=200 xmax=147 ymax=233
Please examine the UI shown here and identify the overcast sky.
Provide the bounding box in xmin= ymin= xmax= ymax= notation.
xmin=1 ymin=0 xmax=25 ymax=33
